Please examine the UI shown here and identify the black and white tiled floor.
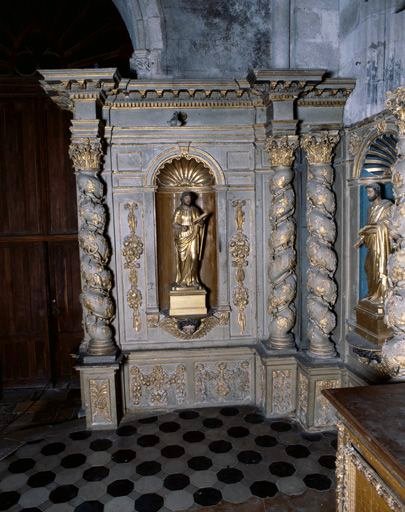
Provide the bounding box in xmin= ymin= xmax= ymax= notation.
xmin=0 ymin=406 xmax=337 ymax=511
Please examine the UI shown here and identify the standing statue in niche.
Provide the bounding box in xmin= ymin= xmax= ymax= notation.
xmin=173 ymin=191 xmax=208 ymax=288
xmin=354 ymin=183 xmax=393 ymax=303
xmin=169 ymin=191 xmax=209 ymax=317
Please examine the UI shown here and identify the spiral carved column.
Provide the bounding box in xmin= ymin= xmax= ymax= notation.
xmin=69 ymin=138 xmax=116 ymax=357
xmin=265 ymin=135 xmax=299 ymax=350
xmin=383 ymin=87 xmax=405 ymax=380
xmin=301 ymin=131 xmax=340 ymax=358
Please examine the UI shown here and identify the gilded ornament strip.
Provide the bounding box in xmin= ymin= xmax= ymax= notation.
xmin=383 ymin=87 xmax=405 ymax=381
xmin=69 ymin=138 xmax=115 ymax=356
xmin=89 ymin=379 xmax=112 ymax=423
xmin=122 ymin=203 xmax=144 ymax=332
xmin=229 ymin=200 xmax=250 ymax=333
xmin=301 ymin=131 xmax=340 ymax=358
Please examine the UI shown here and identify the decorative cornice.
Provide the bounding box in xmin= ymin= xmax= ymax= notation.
xmin=386 ymin=86 xmax=405 ymax=135
xmin=39 ymin=68 xmax=120 ymax=111
xmin=301 ymin=131 xmax=340 ymax=164
xmin=265 ymin=135 xmax=299 ymax=167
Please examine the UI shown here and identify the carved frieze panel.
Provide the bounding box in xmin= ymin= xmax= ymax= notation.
xmin=195 ymin=360 xmax=251 ymax=403
xmin=129 ymin=364 xmax=187 ymax=407
xmin=314 ymin=379 xmax=340 ymax=427
xmin=271 ymin=369 xmax=294 ymax=415
xmin=89 ymin=379 xmax=112 ymax=424
xmin=297 ymin=372 xmax=309 ymax=425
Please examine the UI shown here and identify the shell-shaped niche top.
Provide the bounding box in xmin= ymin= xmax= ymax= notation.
xmin=360 ymin=133 xmax=398 ymax=182
xmin=156 ymin=156 xmax=215 ymax=189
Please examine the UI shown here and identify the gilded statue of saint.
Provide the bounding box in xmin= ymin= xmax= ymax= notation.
xmin=173 ymin=191 xmax=208 ymax=289
xmin=354 ymin=183 xmax=393 ymax=303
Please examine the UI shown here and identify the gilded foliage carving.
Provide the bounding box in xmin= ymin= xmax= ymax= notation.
xmin=195 ymin=360 xmax=251 ymax=402
xmin=69 ymin=138 xmax=103 ymax=170
xmin=229 ymin=200 xmax=250 ymax=333
xmin=386 ymin=86 xmax=405 ymax=135
xmin=266 ymin=136 xmax=298 ymax=349
xmin=265 ymin=135 xmax=298 ymax=167
xmin=70 ymin=138 xmax=115 ymax=356
xmin=89 ymin=379 xmax=112 ymax=423
xmin=130 ymin=364 xmax=186 ymax=406
xmin=122 ymin=203 xmax=144 ymax=332
xmin=383 ymin=87 xmax=405 ymax=381
xmin=302 ymin=131 xmax=339 ymax=358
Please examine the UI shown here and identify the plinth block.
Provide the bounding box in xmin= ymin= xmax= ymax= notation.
xmin=296 ymin=356 xmax=344 ymax=430
xmin=260 ymin=355 xmax=297 ymax=417
xmin=76 ymin=358 xmax=122 ymax=430
xmin=355 ymin=298 xmax=392 ymax=345
xmin=169 ymin=288 xmax=207 ymax=316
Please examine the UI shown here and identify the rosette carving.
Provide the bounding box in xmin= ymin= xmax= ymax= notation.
xmin=383 ymin=87 xmax=405 ymax=380
xmin=301 ymin=131 xmax=339 ymax=358
xmin=69 ymin=138 xmax=115 ymax=356
xmin=229 ymin=200 xmax=250 ymax=333
xmin=123 ymin=203 xmax=144 ymax=332
xmin=266 ymin=136 xmax=299 ymax=349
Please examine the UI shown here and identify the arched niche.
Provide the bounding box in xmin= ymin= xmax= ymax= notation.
xmin=357 ymin=133 xmax=397 ymax=299
xmin=155 ymin=156 xmax=218 ymax=312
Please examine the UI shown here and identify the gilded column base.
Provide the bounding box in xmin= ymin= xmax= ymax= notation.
xmin=76 ymin=358 xmax=122 ymax=430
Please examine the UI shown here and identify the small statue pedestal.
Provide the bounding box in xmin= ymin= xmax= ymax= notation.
xmin=169 ymin=288 xmax=207 ymax=317
xmin=355 ymin=298 xmax=392 ymax=346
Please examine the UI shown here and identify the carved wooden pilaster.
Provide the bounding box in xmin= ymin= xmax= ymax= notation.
xmin=265 ymin=135 xmax=299 ymax=349
xmin=301 ymin=131 xmax=340 ymax=358
xmin=383 ymin=87 xmax=405 ymax=380
xmin=69 ymin=138 xmax=116 ymax=357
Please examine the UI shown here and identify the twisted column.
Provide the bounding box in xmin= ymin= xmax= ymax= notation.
xmin=69 ymin=138 xmax=115 ymax=356
xmin=383 ymin=87 xmax=405 ymax=380
xmin=301 ymin=131 xmax=340 ymax=358
xmin=265 ymin=135 xmax=299 ymax=349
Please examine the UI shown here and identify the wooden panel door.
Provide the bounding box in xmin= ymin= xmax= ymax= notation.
xmin=47 ymin=240 xmax=83 ymax=381
xmin=0 ymin=243 xmax=51 ymax=386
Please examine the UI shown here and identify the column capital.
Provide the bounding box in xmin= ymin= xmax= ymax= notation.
xmin=386 ymin=87 xmax=405 ymax=135
xmin=265 ymin=135 xmax=299 ymax=167
xmin=301 ymin=131 xmax=340 ymax=165
xmin=69 ymin=138 xmax=103 ymax=171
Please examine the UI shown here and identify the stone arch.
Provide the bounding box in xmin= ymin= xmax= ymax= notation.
xmin=145 ymin=146 xmax=226 ymax=188
xmin=112 ymin=0 xmax=164 ymax=77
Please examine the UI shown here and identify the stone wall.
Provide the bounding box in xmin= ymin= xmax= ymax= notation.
xmin=339 ymin=0 xmax=405 ymax=124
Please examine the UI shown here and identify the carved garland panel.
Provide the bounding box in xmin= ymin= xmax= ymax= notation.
xmin=129 ymin=364 xmax=187 ymax=407
xmin=194 ymin=360 xmax=252 ymax=403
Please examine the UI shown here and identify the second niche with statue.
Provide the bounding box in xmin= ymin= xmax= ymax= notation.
xmin=353 ymin=134 xmax=397 ymax=345
xmin=155 ymin=156 xmax=217 ymax=328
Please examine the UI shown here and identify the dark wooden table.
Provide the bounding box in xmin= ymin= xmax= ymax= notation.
xmin=323 ymin=384 xmax=405 ymax=512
